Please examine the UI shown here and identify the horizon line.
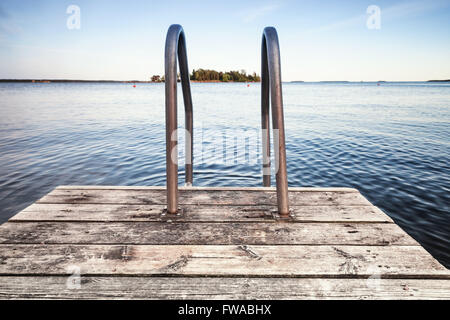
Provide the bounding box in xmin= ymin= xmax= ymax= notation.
xmin=0 ymin=79 xmax=449 ymax=83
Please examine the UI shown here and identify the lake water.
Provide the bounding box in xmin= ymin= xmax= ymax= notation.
xmin=0 ymin=81 xmax=449 ymax=267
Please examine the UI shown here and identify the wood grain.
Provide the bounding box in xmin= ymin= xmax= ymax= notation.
xmin=1 ymin=186 xmax=447 ymax=300
xmin=0 ymin=221 xmax=415 ymax=245
xmin=37 ymin=189 xmax=372 ymax=206
xmin=1 ymin=277 xmax=449 ymax=299
xmin=0 ymin=245 xmax=447 ymax=277
xmin=12 ymin=203 xmax=393 ymax=223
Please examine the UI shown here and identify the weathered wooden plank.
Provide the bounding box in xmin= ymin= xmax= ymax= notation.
xmin=1 ymin=185 xmax=446 ymax=301
xmin=11 ymin=203 xmax=393 ymax=223
xmin=1 ymin=276 xmax=449 ymax=299
xmin=0 ymin=222 xmax=415 ymax=245
xmin=55 ymin=186 xmax=359 ymax=192
xmin=37 ymin=189 xmax=372 ymax=206
xmin=0 ymin=245 xmax=447 ymax=277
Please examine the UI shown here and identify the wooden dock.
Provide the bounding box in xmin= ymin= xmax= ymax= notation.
xmin=0 ymin=186 xmax=448 ymax=299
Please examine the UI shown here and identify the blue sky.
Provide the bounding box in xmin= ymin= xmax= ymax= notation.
xmin=0 ymin=0 xmax=449 ymax=81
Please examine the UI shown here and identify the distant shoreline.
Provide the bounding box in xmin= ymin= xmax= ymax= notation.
xmin=0 ymin=79 xmax=449 ymax=83
xmin=0 ymin=79 xmax=259 ymax=83
xmin=0 ymin=79 xmax=150 ymax=83
xmin=291 ymin=80 xmax=450 ymax=83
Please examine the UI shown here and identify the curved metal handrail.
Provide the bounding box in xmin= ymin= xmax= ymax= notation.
xmin=165 ymin=24 xmax=194 ymax=214
xmin=261 ymin=26 xmax=290 ymax=216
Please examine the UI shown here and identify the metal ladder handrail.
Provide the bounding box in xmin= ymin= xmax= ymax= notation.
xmin=261 ymin=26 xmax=290 ymax=216
xmin=164 ymin=24 xmax=289 ymax=216
xmin=165 ymin=24 xmax=193 ymax=214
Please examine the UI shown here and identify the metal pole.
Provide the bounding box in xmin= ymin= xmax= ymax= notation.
xmin=165 ymin=24 xmax=194 ymax=214
xmin=261 ymin=27 xmax=290 ymax=216
xmin=261 ymin=39 xmax=271 ymax=187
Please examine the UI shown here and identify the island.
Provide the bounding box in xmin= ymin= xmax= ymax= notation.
xmin=151 ymin=69 xmax=260 ymax=83
xmin=1 ymin=69 xmax=261 ymax=84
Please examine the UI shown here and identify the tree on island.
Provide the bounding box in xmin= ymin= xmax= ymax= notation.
xmin=222 ymin=73 xmax=231 ymax=82
xmin=190 ymin=69 xmax=260 ymax=82
xmin=151 ymin=75 xmax=162 ymax=82
xmin=150 ymin=69 xmax=260 ymax=82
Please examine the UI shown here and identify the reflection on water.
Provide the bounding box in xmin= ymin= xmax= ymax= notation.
xmin=0 ymin=81 xmax=449 ymax=267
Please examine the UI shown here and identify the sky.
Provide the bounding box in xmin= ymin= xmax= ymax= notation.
xmin=0 ymin=0 xmax=449 ymax=81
